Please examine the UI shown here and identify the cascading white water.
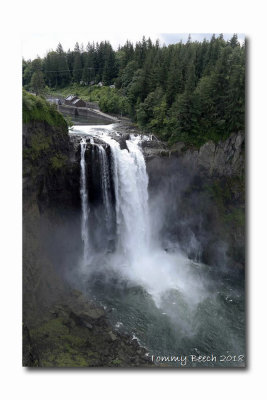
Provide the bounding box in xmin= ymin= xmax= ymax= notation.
xmin=90 ymin=137 xmax=94 ymax=158
xmin=101 ymin=135 xmax=150 ymax=260
xmin=126 ymin=138 xmax=150 ymax=244
xmin=97 ymin=144 xmax=113 ymax=233
xmin=100 ymin=133 xmax=205 ymax=306
xmin=74 ymin=125 xmax=206 ymax=307
xmin=80 ymin=138 xmax=90 ymax=265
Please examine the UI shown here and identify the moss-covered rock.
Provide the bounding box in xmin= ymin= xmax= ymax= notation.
xmin=24 ymin=300 xmax=152 ymax=368
xmin=23 ymin=90 xmax=67 ymax=128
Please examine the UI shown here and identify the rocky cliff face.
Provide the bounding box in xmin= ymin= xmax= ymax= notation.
xmin=23 ymin=120 xmax=152 ymax=367
xmin=23 ymin=121 xmax=81 ymax=213
xmin=23 ymin=120 xmax=78 ymax=326
xmin=143 ymin=131 xmax=245 ymax=178
xmin=143 ymin=132 xmax=245 ymax=271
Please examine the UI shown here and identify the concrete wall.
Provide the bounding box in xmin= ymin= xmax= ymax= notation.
xmin=58 ymin=104 xmax=118 ymax=124
xmin=85 ymin=102 xmax=100 ymax=110
xmin=58 ymin=104 xmax=78 ymax=116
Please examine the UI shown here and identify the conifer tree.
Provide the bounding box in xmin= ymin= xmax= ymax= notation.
xmin=56 ymin=43 xmax=71 ymax=86
xmin=23 ymin=35 xmax=245 ymax=146
xmin=30 ymin=70 xmax=45 ymax=95
xmin=73 ymin=43 xmax=82 ymax=83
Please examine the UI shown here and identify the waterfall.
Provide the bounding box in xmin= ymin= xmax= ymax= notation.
xmin=96 ymin=144 xmax=113 ymax=234
xmin=101 ymin=135 xmax=150 ymax=260
xmin=80 ymin=138 xmax=90 ymax=265
xmin=78 ymin=126 xmax=150 ymax=267
xmin=76 ymin=125 xmax=199 ymax=306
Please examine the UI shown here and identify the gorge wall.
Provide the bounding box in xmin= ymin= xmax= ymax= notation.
xmin=143 ymin=131 xmax=245 ymax=271
xmin=23 ymin=118 xmax=151 ymax=367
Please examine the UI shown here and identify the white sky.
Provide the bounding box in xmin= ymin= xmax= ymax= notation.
xmin=22 ymin=32 xmax=245 ymax=60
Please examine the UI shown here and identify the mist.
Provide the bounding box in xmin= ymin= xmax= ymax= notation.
xmin=36 ymin=124 xmax=245 ymax=363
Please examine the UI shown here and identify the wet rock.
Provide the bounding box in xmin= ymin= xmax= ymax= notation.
xmin=24 ymin=300 xmax=153 ymax=367
xmin=145 ymin=130 xmax=245 ymax=270
xmin=108 ymin=331 xmax=117 ymax=341
xmin=143 ymin=131 xmax=244 ymax=178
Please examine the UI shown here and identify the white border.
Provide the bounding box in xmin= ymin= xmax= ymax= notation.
xmin=0 ymin=0 xmax=266 ymax=399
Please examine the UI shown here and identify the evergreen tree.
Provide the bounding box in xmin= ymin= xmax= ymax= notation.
xmin=44 ymin=52 xmax=59 ymax=87
xmin=56 ymin=43 xmax=71 ymax=86
xmin=166 ymin=57 xmax=183 ymax=106
xmin=23 ymin=35 xmax=245 ymax=146
xmin=73 ymin=43 xmax=82 ymax=83
xmin=225 ymin=46 xmax=245 ymax=131
xmin=23 ymin=60 xmax=33 ymax=87
xmin=30 ymin=70 xmax=45 ymax=94
xmin=102 ymin=45 xmax=117 ymax=85
xmin=229 ymin=34 xmax=240 ymax=48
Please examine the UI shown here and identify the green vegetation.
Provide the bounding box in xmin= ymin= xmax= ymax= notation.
xmin=30 ymin=317 xmax=99 ymax=367
xmin=46 ymin=83 xmax=107 ymax=101
xmin=30 ymin=71 xmax=45 ymax=95
xmin=45 ymin=84 xmax=130 ymax=116
xmin=204 ymin=176 xmax=245 ymax=263
xmin=111 ymin=359 xmax=122 ymax=366
xmin=50 ymin=154 xmax=68 ymax=170
xmin=64 ymin=115 xmax=73 ymax=128
xmin=23 ymin=34 xmax=245 ymax=146
xmin=27 ymin=314 xmax=129 ymax=367
xmin=24 ymin=132 xmax=52 ymax=161
xmin=23 ymin=90 xmax=69 ymax=177
xmin=23 ymin=90 xmax=67 ymax=128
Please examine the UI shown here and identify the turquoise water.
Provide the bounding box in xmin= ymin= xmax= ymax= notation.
xmin=85 ymin=263 xmax=245 ymax=368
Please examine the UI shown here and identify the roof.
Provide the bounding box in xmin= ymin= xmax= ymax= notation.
xmin=72 ymin=98 xmax=85 ymax=105
xmin=65 ymin=95 xmax=77 ymax=101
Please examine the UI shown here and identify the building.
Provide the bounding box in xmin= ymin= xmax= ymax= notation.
xmin=64 ymin=95 xmax=86 ymax=108
xmin=65 ymin=95 xmax=78 ymax=105
xmin=71 ymin=98 xmax=86 ymax=108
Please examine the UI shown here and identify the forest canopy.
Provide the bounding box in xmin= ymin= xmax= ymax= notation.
xmin=22 ymin=34 xmax=245 ymax=146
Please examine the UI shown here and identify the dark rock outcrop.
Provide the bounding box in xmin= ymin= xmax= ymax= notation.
xmin=23 ymin=119 xmax=152 ymax=367
xmin=144 ymin=132 xmax=245 ymax=271
xmin=143 ymin=131 xmax=245 ymax=178
xmin=23 ymin=121 xmax=81 ymax=213
xmin=23 ymin=291 xmax=152 ymax=367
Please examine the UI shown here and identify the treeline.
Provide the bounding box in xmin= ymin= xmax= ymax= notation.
xmin=23 ymin=34 xmax=245 ymax=146
xmin=23 ymin=41 xmax=117 ymax=89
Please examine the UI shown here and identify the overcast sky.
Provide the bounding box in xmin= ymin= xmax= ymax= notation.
xmin=22 ymin=33 xmax=245 ymax=60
